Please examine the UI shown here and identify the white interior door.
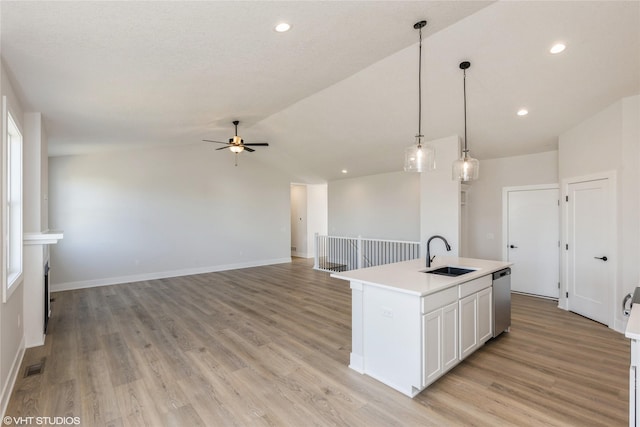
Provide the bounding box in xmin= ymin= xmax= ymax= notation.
xmin=567 ymin=178 xmax=611 ymax=325
xmin=505 ymin=187 xmax=559 ymax=298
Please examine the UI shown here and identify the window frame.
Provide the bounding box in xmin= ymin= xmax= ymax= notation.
xmin=2 ymin=95 xmax=23 ymax=302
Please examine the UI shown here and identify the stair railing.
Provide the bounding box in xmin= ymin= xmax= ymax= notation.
xmin=314 ymin=234 xmax=421 ymax=273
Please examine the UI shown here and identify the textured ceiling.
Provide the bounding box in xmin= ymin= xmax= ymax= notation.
xmin=1 ymin=1 xmax=639 ymax=182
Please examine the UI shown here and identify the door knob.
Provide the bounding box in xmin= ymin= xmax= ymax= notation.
xmin=594 ymin=256 xmax=608 ymax=261
xmin=509 ymin=245 xmax=518 ymax=249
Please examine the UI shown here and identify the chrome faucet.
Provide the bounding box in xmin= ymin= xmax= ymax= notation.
xmin=426 ymin=235 xmax=451 ymax=267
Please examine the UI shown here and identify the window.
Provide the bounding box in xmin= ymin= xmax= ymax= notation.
xmin=2 ymin=96 xmax=23 ymax=302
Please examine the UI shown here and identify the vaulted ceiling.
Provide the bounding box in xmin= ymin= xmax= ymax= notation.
xmin=2 ymin=1 xmax=639 ymax=182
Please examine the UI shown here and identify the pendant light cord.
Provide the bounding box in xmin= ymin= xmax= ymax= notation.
xmin=463 ymin=67 xmax=467 ymax=153
xmin=417 ymin=25 xmax=423 ymax=145
xmin=459 ymin=61 xmax=471 ymax=155
xmin=413 ymin=21 xmax=426 ymax=146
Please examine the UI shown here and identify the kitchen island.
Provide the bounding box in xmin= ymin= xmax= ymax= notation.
xmin=331 ymin=256 xmax=512 ymax=397
xmin=624 ymin=288 xmax=640 ymax=426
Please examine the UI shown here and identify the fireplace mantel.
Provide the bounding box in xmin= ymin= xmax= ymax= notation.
xmin=23 ymin=229 xmax=63 ymax=348
xmin=24 ymin=230 xmax=64 ymax=245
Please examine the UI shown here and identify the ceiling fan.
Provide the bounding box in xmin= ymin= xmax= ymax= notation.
xmin=203 ymin=120 xmax=269 ymax=166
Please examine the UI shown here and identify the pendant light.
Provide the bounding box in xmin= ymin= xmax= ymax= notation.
xmin=404 ymin=20 xmax=435 ymax=173
xmin=452 ymin=61 xmax=479 ymax=181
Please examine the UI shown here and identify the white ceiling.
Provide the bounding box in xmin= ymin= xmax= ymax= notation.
xmin=2 ymin=1 xmax=639 ymax=182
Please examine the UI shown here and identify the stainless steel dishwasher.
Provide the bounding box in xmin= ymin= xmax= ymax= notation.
xmin=492 ymin=268 xmax=511 ymax=337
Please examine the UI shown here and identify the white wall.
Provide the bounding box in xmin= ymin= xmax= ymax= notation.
xmin=49 ymin=143 xmax=292 ymax=290
xmin=23 ymin=113 xmax=47 ymax=233
xmin=328 ymin=171 xmax=420 ymax=241
xmin=559 ymin=94 xmax=639 ymax=332
xmin=290 ymin=183 xmax=328 ymax=258
xmin=621 ymin=96 xmax=639 ymax=322
xmin=325 ymin=145 xmax=559 ymax=264
xmin=420 ymin=135 xmax=461 ymax=257
xmin=290 ymin=184 xmax=307 ymax=256
xmin=638 ymin=97 xmax=640 ymax=298
xmin=326 ymin=135 xmax=462 ymax=257
xmin=41 ymin=122 xmax=48 ymax=231
xmin=306 ymin=183 xmax=327 ymax=258
xmin=0 ymin=61 xmax=25 ymax=417
xmin=466 ymin=151 xmax=559 ymax=261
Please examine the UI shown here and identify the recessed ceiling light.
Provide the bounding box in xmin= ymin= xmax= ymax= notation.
xmin=550 ymin=43 xmax=566 ymax=54
xmin=517 ymin=109 xmax=529 ymax=116
xmin=275 ymin=23 xmax=291 ymax=33
xmin=341 ymin=169 xmax=348 ymax=174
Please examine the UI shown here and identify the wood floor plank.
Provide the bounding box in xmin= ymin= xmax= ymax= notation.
xmin=164 ymin=403 xmax=206 ymax=427
xmin=5 ymin=373 xmax=46 ymax=419
xmin=114 ymin=379 xmax=163 ymax=427
xmin=130 ymin=344 xmax=191 ymax=415
xmin=77 ymin=349 xmax=121 ymax=426
xmin=4 ymin=258 xmax=629 ymax=426
xmin=101 ymin=333 xmax=140 ymax=387
xmin=178 ymin=353 xmax=256 ymax=426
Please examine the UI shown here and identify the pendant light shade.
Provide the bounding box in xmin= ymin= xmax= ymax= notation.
xmin=452 ymin=61 xmax=479 ymax=181
xmin=452 ymin=151 xmax=479 ymax=181
xmin=404 ymin=20 xmax=435 ymax=173
xmin=404 ymin=138 xmax=435 ymax=173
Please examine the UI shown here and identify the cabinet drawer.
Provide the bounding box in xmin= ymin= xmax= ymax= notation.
xmin=459 ymin=275 xmax=492 ymax=299
xmin=422 ymin=286 xmax=458 ymax=314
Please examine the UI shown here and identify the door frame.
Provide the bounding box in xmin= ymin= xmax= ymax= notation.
xmin=501 ymin=183 xmax=559 ymax=263
xmin=560 ymin=171 xmax=617 ymax=329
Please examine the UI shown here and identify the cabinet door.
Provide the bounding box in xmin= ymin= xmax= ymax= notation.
xmin=422 ymin=310 xmax=442 ymax=386
xmin=442 ymin=302 xmax=459 ymax=372
xmin=477 ymin=287 xmax=493 ymax=344
xmin=459 ymin=293 xmax=478 ymax=360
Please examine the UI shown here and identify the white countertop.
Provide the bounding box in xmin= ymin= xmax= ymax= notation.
xmin=626 ymin=304 xmax=640 ymax=340
xmin=331 ymin=256 xmax=512 ymax=297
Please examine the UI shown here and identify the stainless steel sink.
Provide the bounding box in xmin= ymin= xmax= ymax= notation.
xmin=424 ymin=266 xmax=476 ymax=277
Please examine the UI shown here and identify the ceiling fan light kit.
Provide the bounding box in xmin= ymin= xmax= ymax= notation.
xmin=452 ymin=61 xmax=479 ymax=182
xmin=203 ymin=120 xmax=269 ymax=166
xmin=404 ymin=20 xmax=435 ymax=173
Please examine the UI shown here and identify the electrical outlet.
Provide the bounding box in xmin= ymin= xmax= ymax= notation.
xmin=381 ymin=307 xmax=393 ymax=318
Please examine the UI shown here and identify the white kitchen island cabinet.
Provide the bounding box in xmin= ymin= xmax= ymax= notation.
xmin=423 ymin=294 xmax=458 ymax=386
xmin=332 ymin=256 xmax=510 ymax=398
xmin=459 ymin=275 xmax=493 ymax=360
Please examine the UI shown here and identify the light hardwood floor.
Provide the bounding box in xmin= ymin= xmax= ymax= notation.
xmin=5 ymin=258 xmax=629 ymax=426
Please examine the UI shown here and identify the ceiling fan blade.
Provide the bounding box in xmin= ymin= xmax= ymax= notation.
xmin=244 ymin=147 xmax=255 ymax=152
xmin=203 ymin=139 xmax=230 ymax=145
xmin=215 ymin=146 xmax=231 ymax=151
xmin=243 ymin=143 xmax=269 ymax=146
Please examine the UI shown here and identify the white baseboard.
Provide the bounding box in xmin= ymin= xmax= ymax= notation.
xmin=291 ymin=251 xmax=314 ymax=259
xmin=349 ymin=353 xmax=364 ymax=374
xmin=51 ymin=257 xmax=292 ymax=292
xmin=613 ymin=318 xmax=626 ymax=334
xmin=1 ymin=335 xmax=25 ymax=419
